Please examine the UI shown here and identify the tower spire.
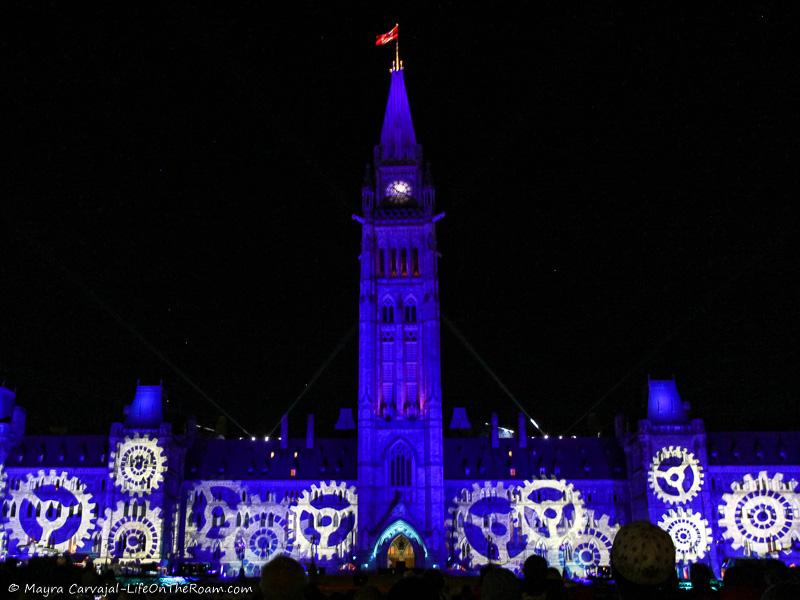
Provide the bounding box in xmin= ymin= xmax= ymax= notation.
xmin=379 ymin=52 xmax=418 ymax=161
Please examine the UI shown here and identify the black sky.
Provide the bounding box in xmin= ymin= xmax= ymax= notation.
xmin=3 ymin=3 xmax=798 ymax=437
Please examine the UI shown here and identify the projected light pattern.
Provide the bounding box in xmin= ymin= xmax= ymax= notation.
xmin=241 ymin=503 xmax=292 ymax=575
xmin=447 ymin=479 xmax=618 ymax=573
xmin=658 ymin=507 xmax=712 ymax=562
xmin=447 ymin=482 xmax=526 ymax=568
xmin=100 ymin=499 xmax=162 ymax=561
xmin=110 ymin=434 xmax=167 ymax=496
xmin=719 ymin=471 xmax=800 ymax=556
xmin=291 ymin=481 xmax=357 ymax=561
xmin=184 ymin=481 xmax=245 ymax=552
xmin=5 ymin=470 xmax=97 ymax=556
xmin=561 ymin=511 xmax=619 ymax=579
xmin=649 ymin=446 xmax=704 ymax=505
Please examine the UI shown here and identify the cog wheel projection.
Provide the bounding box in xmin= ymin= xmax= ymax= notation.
xmin=100 ymin=499 xmax=163 ymax=561
xmin=648 ymin=446 xmax=704 ymax=505
xmin=184 ymin=481 xmax=246 ymax=552
xmin=447 ymin=482 xmax=527 ymax=569
xmin=110 ymin=434 xmax=168 ymax=496
xmin=719 ymin=471 xmax=800 ymax=556
xmin=658 ymin=507 xmax=712 ymax=562
xmin=6 ymin=470 xmax=97 ymax=556
xmin=239 ymin=498 xmax=293 ymax=576
xmin=290 ymin=481 xmax=357 ymax=561
xmin=561 ymin=511 xmax=619 ymax=579
xmin=518 ymin=477 xmax=586 ymax=548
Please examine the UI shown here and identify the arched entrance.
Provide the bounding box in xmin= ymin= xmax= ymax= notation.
xmin=371 ymin=519 xmax=429 ymax=569
xmin=387 ymin=534 xmax=415 ymax=568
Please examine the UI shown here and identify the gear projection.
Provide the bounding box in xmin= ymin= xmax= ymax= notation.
xmin=561 ymin=511 xmax=619 ymax=579
xmin=239 ymin=499 xmax=293 ymax=576
xmin=290 ymin=481 xmax=357 ymax=561
xmin=100 ymin=499 xmax=162 ymax=561
xmin=447 ymin=479 xmax=616 ymax=572
xmin=719 ymin=471 xmax=800 ymax=556
xmin=184 ymin=481 xmax=246 ymax=553
xmin=109 ymin=434 xmax=168 ymax=496
xmin=648 ymin=446 xmax=704 ymax=504
xmin=658 ymin=507 xmax=712 ymax=562
xmin=446 ymin=482 xmax=527 ymax=569
xmin=5 ymin=470 xmax=97 ymax=556
xmin=518 ymin=478 xmax=586 ymax=547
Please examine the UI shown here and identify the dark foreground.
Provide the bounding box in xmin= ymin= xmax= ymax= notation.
xmin=1 ymin=557 xmax=799 ymax=600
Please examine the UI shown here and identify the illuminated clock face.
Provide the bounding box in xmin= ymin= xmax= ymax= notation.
xmin=385 ymin=180 xmax=412 ymax=204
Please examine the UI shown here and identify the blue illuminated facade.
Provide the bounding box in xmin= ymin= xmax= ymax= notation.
xmin=1 ymin=64 xmax=799 ymax=577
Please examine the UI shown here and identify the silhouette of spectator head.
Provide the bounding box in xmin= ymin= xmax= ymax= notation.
xmin=522 ymin=555 xmax=548 ymax=594
xmin=481 ymin=567 xmax=521 ymax=600
xmin=610 ymin=521 xmax=676 ymax=599
xmin=260 ymin=556 xmax=306 ymax=600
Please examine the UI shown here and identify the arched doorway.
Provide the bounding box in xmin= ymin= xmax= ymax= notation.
xmin=387 ymin=534 xmax=415 ymax=568
xmin=371 ymin=519 xmax=429 ymax=569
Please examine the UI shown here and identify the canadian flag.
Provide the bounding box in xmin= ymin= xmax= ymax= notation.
xmin=375 ymin=25 xmax=398 ymax=46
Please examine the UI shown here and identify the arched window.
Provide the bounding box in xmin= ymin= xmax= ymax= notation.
xmin=382 ymin=301 xmax=395 ymax=324
xmin=388 ymin=443 xmax=413 ymax=488
xmin=404 ymin=303 xmax=417 ymax=323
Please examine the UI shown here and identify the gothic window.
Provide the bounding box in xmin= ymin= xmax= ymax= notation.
xmin=390 ymin=249 xmax=398 ymax=276
xmin=400 ymin=249 xmax=408 ymax=276
xmin=389 ymin=444 xmax=413 ymax=488
xmin=382 ymin=304 xmax=395 ymax=324
xmin=378 ymin=249 xmax=385 ymax=277
xmin=412 ymin=248 xmax=420 ymax=276
xmin=404 ymin=304 xmax=417 ymax=323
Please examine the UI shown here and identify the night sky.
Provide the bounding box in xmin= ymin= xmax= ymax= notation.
xmin=3 ymin=3 xmax=798 ymax=437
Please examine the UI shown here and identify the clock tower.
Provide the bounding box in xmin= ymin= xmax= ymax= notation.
xmin=355 ymin=61 xmax=445 ymax=567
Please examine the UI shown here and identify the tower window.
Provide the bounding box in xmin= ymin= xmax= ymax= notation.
xmin=390 ymin=450 xmax=412 ymax=487
xmin=390 ymin=249 xmax=397 ymax=276
xmin=412 ymin=248 xmax=420 ymax=276
xmin=378 ymin=249 xmax=385 ymax=277
xmin=382 ymin=305 xmax=394 ymax=323
xmin=400 ymin=249 xmax=408 ymax=276
xmin=404 ymin=305 xmax=416 ymax=323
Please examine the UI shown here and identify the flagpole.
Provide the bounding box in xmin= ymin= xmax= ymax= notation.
xmin=394 ymin=23 xmax=401 ymax=71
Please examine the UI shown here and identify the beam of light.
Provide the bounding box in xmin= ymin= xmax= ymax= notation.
xmin=12 ymin=222 xmax=255 ymax=437
xmin=266 ymin=325 xmax=356 ymax=439
xmin=442 ymin=314 xmax=547 ymax=436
